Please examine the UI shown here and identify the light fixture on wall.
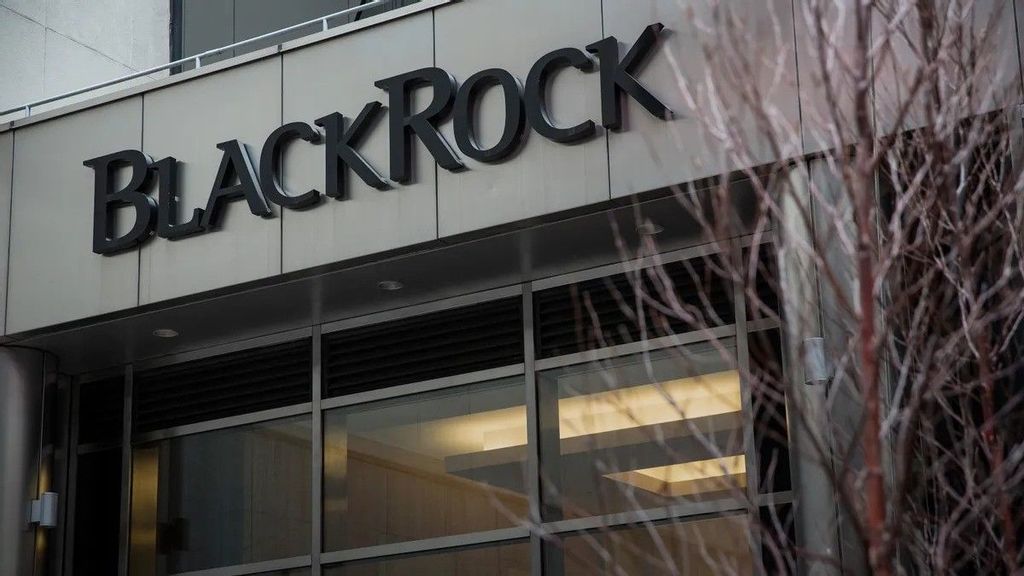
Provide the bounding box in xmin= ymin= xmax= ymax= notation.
xmin=637 ymin=221 xmax=664 ymax=236
xmin=377 ymin=280 xmax=405 ymax=291
xmin=153 ymin=328 xmax=179 ymax=338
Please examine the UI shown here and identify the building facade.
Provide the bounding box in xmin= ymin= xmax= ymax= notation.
xmin=2 ymin=1 xmax=1022 ymax=575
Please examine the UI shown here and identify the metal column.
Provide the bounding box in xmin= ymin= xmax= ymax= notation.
xmin=0 ymin=347 xmax=47 ymax=576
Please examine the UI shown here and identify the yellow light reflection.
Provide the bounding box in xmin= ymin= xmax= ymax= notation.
xmin=606 ymin=455 xmax=747 ymax=497
xmin=480 ymin=370 xmax=742 ymax=451
xmin=348 ymin=370 xmax=743 ymax=470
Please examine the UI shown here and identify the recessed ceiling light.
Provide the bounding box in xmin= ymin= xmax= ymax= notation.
xmin=153 ymin=328 xmax=179 ymax=338
xmin=637 ymin=221 xmax=664 ymax=235
xmin=377 ymin=280 xmax=404 ymax=291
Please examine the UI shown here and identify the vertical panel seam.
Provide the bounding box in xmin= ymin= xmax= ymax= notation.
xmin=64 ymin=379 xmax=82 ymax=575
xmin=117 ymin=365 xmax=134 ymax=576
xmin=600 ymin=0 xmax=612 ymax=202
xmin=522 ymin=286 xmax=543 ymax=576
xmin=137 ymin=96 xmax=145 ymax=307
xmin=433 ymin=8 xmax=440 ymax=241
xmin=789 ymin=0 xmax=807 ymax=154
xmin=4 ymin=130 xmax=16 ymax=335
xmin=280 ymin=53 xmax=285 ymax=276
xmin=311 ymin=326 xmax=323 ymax=576
xmin=1012 ymin=0 xmax=1024 ymax=101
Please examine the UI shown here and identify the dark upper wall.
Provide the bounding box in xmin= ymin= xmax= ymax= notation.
xmin=174 ymin=0 xmax=421 ymax=69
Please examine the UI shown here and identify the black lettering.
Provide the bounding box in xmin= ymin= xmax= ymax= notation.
xmin=374 ymin=67 xmax=463 ymax=183
xmin=201 ymin=140 xmax=272 ymax=229
xmin=586 ymin=23 xmax=672 ymax=130
xmin=454 ymin=68 xmax=526 ymax=162
xmin=84 ymin=150 xmax=157 ymax=255
xmin=260 ymin=122 xmax=322 ymax=209
xmin=153 ymin=156 xmax=205 ymax=240
xmin=525 ymin=48 xmax=597 ymax=144
xmin=315 ymin=104 xmax=388 ymax=200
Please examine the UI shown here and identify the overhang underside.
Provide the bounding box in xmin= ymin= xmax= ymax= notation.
xmin=3 ymin=185 xmax=760 ymax=375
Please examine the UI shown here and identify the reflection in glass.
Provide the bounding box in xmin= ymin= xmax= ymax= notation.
xmin=539 ymin=346 xmax=748 ymax=520
xmin=552 ymin=516 xmax=753 ymax=575
xmin=325 ymin=540 xmax=529 ymax=576
xmin=129 ymin=416 xmax=312 ymax=575
xmin=323 ymin=378 xmax=528 ymax=550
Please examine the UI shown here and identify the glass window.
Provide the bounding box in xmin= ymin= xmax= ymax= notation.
xmin=538 ymin=345 xmax=748 ymax=520
xmin=129 ymin=416 xmax=312 ymax=575
xmin=324 ymin=541 xmax=530 ymax=576
xmin=550 ymin=516 xmax=753 ymax=576
xmin=323 ymin=377 xmax=528 ymax=550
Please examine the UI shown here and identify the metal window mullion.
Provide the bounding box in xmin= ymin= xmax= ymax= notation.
xmin=522 ymin=286 xmax=544 ymax=576
xmin=534 ymin=492 xmax=794 ymax=539
xmin=320 ymin=527 xmax=530 ymax=566
xmin=312 ymin=326 xmax=324 ymax=576
xmin=167 ymin=554 xmax=312 ymax=576
xmin=539 ymin=498 xmax=754 ymax=536
xmin=319 ymin=363 xmax=526 ymax=409
xmin=133 ymin=403 xmax=314 ymax=444
xmin=118 ymin=365 xmax=134 ymax=576
xmin=732 ymin=245 xmax=765 ymax=574
xmin=52 ymin=375 xmax=73 ymax=576
xmin=64 ymin=379 xmax=82 ymax=576
xmin=534 ymin=324 xmax=739 ymax=371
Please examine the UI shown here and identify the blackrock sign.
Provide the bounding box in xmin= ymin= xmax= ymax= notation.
xmin=85 ymin=24 xmax=671 ymax=255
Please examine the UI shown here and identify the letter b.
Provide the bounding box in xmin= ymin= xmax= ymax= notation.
xmin=84 ymin=150 xmax=157 ymax=255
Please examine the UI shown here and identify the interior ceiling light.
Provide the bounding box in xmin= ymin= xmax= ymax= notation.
xmin=153 ymin=328 xmax=179 ymax=338
xmin=480 ymin=370 xmax=742 ymax=451
xmin=347 ymin=370 xmax=743 ymax=458
xmin=605 ymin=455 xmax=748 ymax=497
xmin=377 ymin=280 xmax=404 ymax=291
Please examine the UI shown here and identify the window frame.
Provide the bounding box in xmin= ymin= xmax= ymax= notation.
xmin=66 ymin=235 xmax=791 ymax=576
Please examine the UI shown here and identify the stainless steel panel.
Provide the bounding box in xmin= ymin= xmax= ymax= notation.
xmin=280 ymin=12 xmax=437 ymax=273
xmin=602 ymin=0 xmax=801 ymax=197
xmin=0 ymin=131 xmax=11 ymax=335
xmin=6 ymin=97 xmax=142 ymax=333
xmin=139 ymin=57 xmax=283 ymax=304
xmin=434 ymin=0 xmax=610 ymax=236
xmin=0 ymin=347 xmax=45 ymax=576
